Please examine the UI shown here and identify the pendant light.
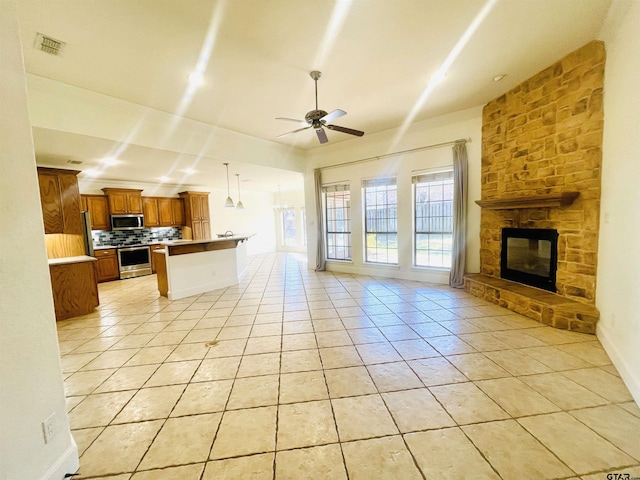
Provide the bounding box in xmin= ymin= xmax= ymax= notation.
xmin=273 ymin=185 xmax=288 ymax=210
xmin=223 ymin=163 xmax=234 ymax=208
xmin=235 ymin=174 xmax=244 ymax=210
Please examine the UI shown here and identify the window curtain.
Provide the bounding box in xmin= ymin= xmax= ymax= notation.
xmin=314 ymin=169 xmax=326 ymax=271
xmin=449 ymin=140 xmax=468 ymax=288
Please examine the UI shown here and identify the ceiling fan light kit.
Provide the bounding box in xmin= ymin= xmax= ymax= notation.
xmin=276 ymin=71 xmax=364 ymax=144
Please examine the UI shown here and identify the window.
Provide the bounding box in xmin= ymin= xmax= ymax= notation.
xmin=363 ymin=177 xmax=397 ymax=264
xmin=281 ymin=208 xmax=297 ymax=246
xmin=414 ymin=170 xmax=454 ymax=268
xmin=324 ymin=185 xmax=351 ymax=260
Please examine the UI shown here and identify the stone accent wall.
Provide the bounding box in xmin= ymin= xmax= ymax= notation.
xmin=480 ymin=41 xmax=605 ymax=304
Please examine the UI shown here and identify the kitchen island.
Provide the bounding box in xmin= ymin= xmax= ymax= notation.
xmin=154 ymin=235 xmax=251 ymax=300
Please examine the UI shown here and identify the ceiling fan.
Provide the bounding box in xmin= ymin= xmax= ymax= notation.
xmin=276 ymin=71 xmax=364 ymax=144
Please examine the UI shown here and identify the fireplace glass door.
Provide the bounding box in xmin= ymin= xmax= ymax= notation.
xmin=501 ymin=228 xmax=558 ymax=292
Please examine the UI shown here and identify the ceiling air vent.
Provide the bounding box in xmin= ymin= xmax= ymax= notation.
xmin=35 ymin=33 xmax=65 ymax=55
xmin=67 ymin=160 xmax=83 ymax=165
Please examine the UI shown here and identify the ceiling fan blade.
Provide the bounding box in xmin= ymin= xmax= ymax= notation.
xmin=320 ymin=109 xmax=346 ymax=124
xmin=326 ymin=124 xmax=365 ymax=137
xmin=277 ymin=125 xmax=312 ymax=138
xmin=276 ymin=117 xmax=306 ymax=123
xmin=316 ymin=128 xmax=329 ymax=144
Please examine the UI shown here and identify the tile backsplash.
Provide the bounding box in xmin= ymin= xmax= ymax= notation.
xmin=92 ymin=227 xmax=182 ymax=247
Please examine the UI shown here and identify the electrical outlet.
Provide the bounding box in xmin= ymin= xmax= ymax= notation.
xmin=42 ymin=412 xmax=58 ymax=444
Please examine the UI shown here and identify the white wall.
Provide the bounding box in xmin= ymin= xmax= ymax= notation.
xmin=0 ymin=1 xmax=79 ymax=478
xmin=596 ymin=0 xmax=640 ymax=404
xmin=304 ymin=106 xmax=482 ymax=283
xmin=208 ymin=188 xmax=277 ymax=255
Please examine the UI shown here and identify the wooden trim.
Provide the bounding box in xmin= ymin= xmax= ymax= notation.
xmin=154 ymin=251 xmax=168 ymax=297
xmin=475 ymin=192 xmax=579 ymax=210
xmin=167 ymin=239 xmax=239 ymax=256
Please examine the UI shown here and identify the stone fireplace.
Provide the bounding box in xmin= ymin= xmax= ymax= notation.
xmin=464 ymin=41 xmax=605 ymax=334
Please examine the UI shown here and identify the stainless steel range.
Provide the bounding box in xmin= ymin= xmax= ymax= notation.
xmin=117 ymin=245 xmax=152 ymax=279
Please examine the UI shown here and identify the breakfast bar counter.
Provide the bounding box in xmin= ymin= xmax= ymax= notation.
xmin=154 ymin=235 xmax=251 ymax=300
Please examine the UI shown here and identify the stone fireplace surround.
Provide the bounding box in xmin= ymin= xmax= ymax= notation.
xmin=464 ymin=41 xmax=605 ymax=334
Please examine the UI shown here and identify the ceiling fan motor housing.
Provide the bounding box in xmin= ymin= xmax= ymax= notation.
xmin=305 ymin=109 xmax=328 ymax=128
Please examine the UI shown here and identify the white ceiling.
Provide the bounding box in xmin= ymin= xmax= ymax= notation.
xmin=14 ymin=0 xmax=612 ymax=192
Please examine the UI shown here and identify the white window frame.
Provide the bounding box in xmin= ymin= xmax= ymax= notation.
xmin=323 ymin=184 xmax=351 ymax=261
xmin=363 ymin=177 xmax=398 ymax=265
xmin=413 ymin=169 xmax=454 ymax=268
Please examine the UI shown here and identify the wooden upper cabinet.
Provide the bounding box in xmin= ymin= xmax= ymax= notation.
xmin=82 ymin=195 xmax=110 ymax=230
xmin=179 ymin=191 xmax=210 ymax=240
xmin=145 ymin=197 xmax=185 ymax=227
xmin=198 ymin=195 xmax=210 ymax=220
xmin=157 ymin=198 xmax=173 ymax=226
xmin=38 ymin=170 xmax=64 ymax=233
xmin=102 ymin=188 xmax=143 ymax=214
xmin=143 ymin=197 xmax=160 ymax=228
xmin=171 ymin=198 xmax=185 ymax=226
xmin=37 ymin=167 xmax=82 ymax=235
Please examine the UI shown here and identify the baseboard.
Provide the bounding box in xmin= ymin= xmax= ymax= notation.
xmin=39 ymin=436 xmax=79 ymax=480
xmin=325 ymin=262 xmax=450 ymax=284
xmin=597 ymin=323 xmax=640 ymax=406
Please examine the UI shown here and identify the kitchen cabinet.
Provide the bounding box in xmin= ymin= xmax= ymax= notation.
xmin=37 ymin=167 xmax=82 ymax=235
xmin=102 ymin=188 xmax=143 ymax=214
xmin=158 ymin=197 xmax=185 ymax=226
xmin=179 ymin=191 xmax=211 ymax=240
xmin=171 ymin=198 xmax=185 ymax=226
xmin=81 ymin=194 xmax=110 ymax=230
xmin=143 ymin=197 xmax=160 ymax=227
xmin=94 ymin=248 xmax=119 ymax=282
xmin=143 ymin=197 xmax=185 ymax=228
xmin=48 ymin=257 xmax=100 ymax=320
xmin=150 ymin=244 xmax=164 ymax=273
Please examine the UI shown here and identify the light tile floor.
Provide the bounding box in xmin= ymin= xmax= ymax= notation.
xmin=57 ymin=253 xmax=640 ymax=479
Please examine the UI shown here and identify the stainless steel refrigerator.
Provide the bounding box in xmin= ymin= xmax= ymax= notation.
xmin=81 ymin=211 xmax=94 ymax=256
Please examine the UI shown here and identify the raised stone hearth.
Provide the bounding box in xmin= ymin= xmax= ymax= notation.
xmin=465 ymin=274 xmax=599 ymax=334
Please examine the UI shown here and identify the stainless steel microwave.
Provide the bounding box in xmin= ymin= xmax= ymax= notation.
xmin=111 ymin=214 xmax=145 ymax=230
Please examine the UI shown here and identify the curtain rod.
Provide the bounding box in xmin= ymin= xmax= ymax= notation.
xmin=318 ymin=137 xmax=471 ymax=171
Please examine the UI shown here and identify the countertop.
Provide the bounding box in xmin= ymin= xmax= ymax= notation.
xmin=48 ymin=255 xmax=97 ymax=266
xmin=161 ymin=234 xmax=254 ymax=246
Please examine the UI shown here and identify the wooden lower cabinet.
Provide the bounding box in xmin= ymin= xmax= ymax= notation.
xmin=49 ymin=259 xmax=99 ymax=320
xmin=94 ymin=248 xmax=120 ymax=282
xmin=150 ymin=244 xmax=164 ymax=273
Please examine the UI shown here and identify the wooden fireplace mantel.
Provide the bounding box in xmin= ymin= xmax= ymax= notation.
xmin=475 ymin=192 xmax=579 ymax=210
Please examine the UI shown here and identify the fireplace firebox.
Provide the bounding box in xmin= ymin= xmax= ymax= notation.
xmin=501 ymin=228 xmax=559 ymax=292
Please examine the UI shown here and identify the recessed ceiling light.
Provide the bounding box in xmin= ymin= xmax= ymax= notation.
xmin=183 ymin=168 xmax=196 ymax=175
xmin=159 ymin=176 xmax=170 ymax=182
xmin=83 ymin=168 xmax=101 ymax=177
xmin=493 ymin=74 xmax=507 ymax=82
xmin=188 ymin=72 xmax=204 ymax=87
xmin=100 ymin=156 xmax=118 ymax=166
